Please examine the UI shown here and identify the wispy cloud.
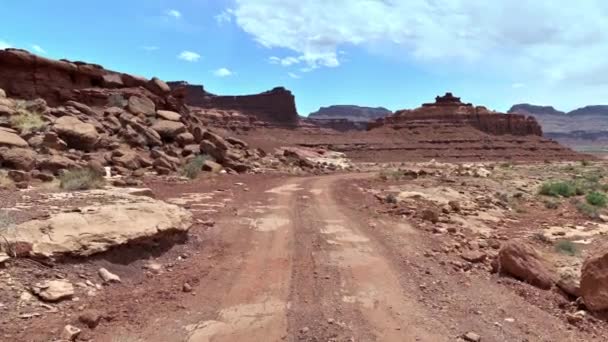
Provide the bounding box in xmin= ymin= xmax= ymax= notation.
xmin=214 ymin=68 xmax=234 ymax=77
xmin=31 ymin=44 xmax=46 ymax=54
xmin=178 ymin=50 xmax=201 ymax=62
xmin=0 ymin=40 xmax=11 ymax=50
xmin=511 ymin=83 xmax=526 ymax=89
xmin=166 ymin=9 xmax=182 ymax=19
xmin=215 ymin=9 xmax=233 ymax=25
xmin=141 ymin=46 xmax=160 ymax=51
xmin=288 ymin=72 xmax=301 ymax=79
xmin=269 ymin=56 xmax=301 ymax=67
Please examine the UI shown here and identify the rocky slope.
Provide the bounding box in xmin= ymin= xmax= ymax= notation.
xmin=308 ymin=105 xmax=392 ymax=122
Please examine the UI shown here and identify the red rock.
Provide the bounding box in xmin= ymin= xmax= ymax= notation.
xmin=581 ymin=247 xmax=608 ymax=311
xmin=498 ymin=240 xmax=554 ymax=289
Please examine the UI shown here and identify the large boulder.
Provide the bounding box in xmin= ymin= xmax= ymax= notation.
xmin=5 ymin=189 xmax=193 ymax=258
xmin=581 ymin=248 xmax=608 ymax=311
xmin=497 ymin=240 xmax=554 ymax=289
xmin=38 ymin=155 xmax=77 ymax=174
xmin=151 ymin=120 xmax=186 ymax=139
xmin=0 ymin=130 xmax=28 ymax=147
xmin=156 ymin=110 xmax=181 ymax=121
xmin=127 ymin=96 xmax=155 ymax=116
xmin=0 ymin=147 xmax=36 ymax=170
xmin=53 ymin=116 xmax=99 ymax=150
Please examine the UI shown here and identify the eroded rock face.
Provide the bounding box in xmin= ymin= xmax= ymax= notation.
xmin=498 ymin=240 xmax=554 ymax=289
xmin=581 ymin=248 xmax=608 ymax=311
xmin=0 ymin=130 xmax=29 ymax=147
xmin=5 ymin=189 xmax=193 ymax=258
xmin=53 ymin=116 xmax=99 ymax=150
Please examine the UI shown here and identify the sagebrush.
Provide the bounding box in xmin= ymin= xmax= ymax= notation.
xmin=59 ymin=168 xmax=105 ymax=190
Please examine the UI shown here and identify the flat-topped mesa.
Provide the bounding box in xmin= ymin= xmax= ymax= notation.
xmin=371 ymin=93 xmax=543 ymax=136
xmin=0 ymin=48 xmax=180 ymax=109
xmin=169 ymin=82 xmax=299 ymax=126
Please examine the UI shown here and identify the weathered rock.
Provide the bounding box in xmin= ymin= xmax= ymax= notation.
xmin=202 ymin=160 xmax=223 ymax=172
xmin=79 ymin=310 xmax=102 ymax=328
xmin=112 ymin=149 xmax=141 ymax=170
xmin=461 ymin=251 xmax=487 ymax=263
xmin=156 ymin=110 xmax=181 ymax=121
xmin=127 ymin=96 xmax=155 ymax=116
xmin=0 ymin=130 xmax=28 ymax=147
xmin=463 ymin=332 xmax=481 ymax=342
xmin=226 ymin=136 xmax=248 ymax=148
xmin=4 ymin=189 xmax=192 ymax=257
xmin=61 ymin=324 xmax=81 ymax=341
xmin=148 ymin=77 xmax=171 ymax=95
xmin=31 ymin=280 xmax=74 ymax=302
xmin=37 ymin=155 xmax=77 ymax=174
xmin=498 ymin=240 xmax=554 ymax=289
xmin=0 ymin=147 xmax=36 ymax=170
xmin=66 ymin=100 xmax=98 ymax=117
xmin=176 ymin=132 xmax=195 ymax=146
xmin=102 ymin=73 xmax=124 ymax=88
xmin=151 ymin=120 xmax=186 ymax=139
xmin=420 ymin=208 xmax=440 ymax=224
xmin=53 ymin=116 xmax=99 ymax=150
xmin=8 ymin=170 xmax=29 ymax=182
xmin=41 ymin=132 xmax=68 ymax=150
xmin=581 ymin=248 xmax=608 ymax=311
xmin=0 ymin=88 xmax=5 ymax=98
xmin=99 ymin=268 xmax=121 ymax=283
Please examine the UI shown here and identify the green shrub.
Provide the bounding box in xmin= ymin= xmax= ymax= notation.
xmin=385 ymin=193 xmax=398 ymax=204
xmin=581 ymin=160 xmax=591 ymax=167
xmin=59 ymin=168 xmax=105 ymax=191
xmin=539 ymin=181 xmax=578 ymax=198
xmin=555 ymin=240 xmax=578 ymax=256
xmin=574 ymin=200 xmax=600 ymax=220
xmin=586 ymin=191 xmax=608 ymax=207
xmin=10 ymin=108 xmax=46 ymax=134
xmin=181 ymin=155 xmax=210 ymax=180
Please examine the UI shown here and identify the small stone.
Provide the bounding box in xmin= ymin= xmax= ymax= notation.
xmin=61 ymin=324 xmax=81 ymax=341
xmin=31 ymin=280 xmax=74 ymax=302
xmin=98 ymin=268 xmax=121 ymax=283
xmin=300 ymin=327 xmax=310 ymax=334
xmin=566 ymin=310 xmax=586 ymax=325
xmin=183 ymin=282 xmax=193 ymax=293
xmin=144 ymin=262 xmax=163 ymax=273
xmin=79 ymin=310 xmax=102 ymax=329
xmin=463 ymin=331 xmax=481 ymax=342
xmin=460 ymin=251 xmax=487 ymax=263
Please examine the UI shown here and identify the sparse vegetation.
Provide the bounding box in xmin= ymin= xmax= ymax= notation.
xmin=385 ymin=193 xmax=398 ymax=204
xmin=539 ymin=181 xmax=578 ymax=198
xmin=532 ymin=232 xmax=552 ymax=244
xmin=181 ymin=155 xmax=211 ymax=179
xmin=59 ymin=168 xmax=105 ymax=190
xmin=107 ymin=93 xmax=127 ymax=108
xmin=0 ymin=210 xmax=15 ymax=256
xmin=555 ymin=240 xmax=578 ymax=256
xmin=586 ymin=191 xmax=608 ymax=207
xmin=379 ymin=169 xmax=418 ymax=181
xmin=573 ymin=199 xmax=600 ymax=220
xmin=544 ymin=199 xmax=559 ymax=209
xmin=581 ymin=160 xmax=592 ymax=167
xmin=10 ymin=105 xmax=47 ymax=134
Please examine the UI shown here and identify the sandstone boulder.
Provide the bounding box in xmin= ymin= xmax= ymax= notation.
xmin=53 ymin=116 xmax=99 ymax=150
xmin=151 ymin=120 xmax=186 ymax=139
xmin=127 ymin=96 xmax=155 ymax=116
xmin=0 ymin=147 xmax=36 ymax=170
xmin=0 ymin=130 xmax=28 ymax=147
xmin=581 ymin=248 xmax=608 ymax=311
xmin=498 ymin=240 xmax=554 ymax=289
xmin=31 ymin=280 xmax=74 ymax=302
xmin=148 ymin=77 xmax=171 ymax=94
xmin=5 ymin=189 xmax=192 ymax=258
xmin=156 ymin=110 xmax=181 ymax=121
xmin=202 ymin=160 xmax=223 ymax=172
xmin=176 ymin=132 xmax=195 ymax=146
xmin=38 ymin=155 xmax=77 ymax=174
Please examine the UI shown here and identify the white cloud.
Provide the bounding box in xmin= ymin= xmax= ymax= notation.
xmin=31 ymin=44 xmax=46 ymax=54
xmin=512 ymin=83 xmax=526 ymax=89
xmin=233 ymin=0 xmax=608 ymax=87
xmin=215 ymin=9 xmax=233 ymax=25
xmin=268 ymin=56 xmax=301 ymax=66
xmin=178 ymin=51 xmax=201 ymax=62
xmin=141 ymin=46 xmax=160 ymax=51
xmin=0 ymin=40 xmax=11 ymax=50
xmin=166 ymin=9 xmax=181 ymax=19
xmin=288 ymin=72 xmax=300 ymax=79
xmin=214 ymin=67 xmax=233 ymax=77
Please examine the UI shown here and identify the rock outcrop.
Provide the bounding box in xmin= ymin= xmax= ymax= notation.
xmin=497 ymin=240 xmax=555 ymax=289
xmin=581 ymin=248 xmax=608 ymax=311
xmin=169 ymin=81 xmax=299 ymax=126
xmin=371 ymin=93 xmax=543 ymax=136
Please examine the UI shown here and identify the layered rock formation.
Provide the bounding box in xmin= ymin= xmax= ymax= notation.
xmin=169 ymin=81 xmax=299 ymax=126
xmin=372 ymin=93 xmax=542 ymax=136
xmin=308 ymin=105 xmax=392 ymax=122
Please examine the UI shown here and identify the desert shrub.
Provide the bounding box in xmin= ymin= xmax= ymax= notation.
xmin=107 ymin=94 xmax=127 ymax=108
xmin=10 ymin=106 xmax=46 ymax=134
xmin=586 ymin=191 xmax=608 ymax=207
xmin=181 ymin=155 xmax=211 ymax=180
xmin=539 ymin=181 xmax=578 ymax=198
xmin=385 ymin=193 xmax=398 ymax=204
xmin=59 ymin=168 xmax=105 ymax=191
xmin=500 ymin=162 xmax=513 ymax=169
xmin=532 ymin=232 xmax=552 ymax=244
xmin=573 ymin=200 xmax=600 ymax=220
xmin=0 ymin=210 xmax=15 ymax=256
xmin=581 ymin=160 xmax=592 ymax=167
xmin=555 ymin=240 xmax=578 ymax=256
xmin=544 ymin=199 xmax=559 ymax=209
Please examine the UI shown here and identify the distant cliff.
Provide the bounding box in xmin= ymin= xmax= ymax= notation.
xmin=169 ymin=81 xmax=299 ymax=126
xmin=308 ymin=105 xmax=392 ymax=122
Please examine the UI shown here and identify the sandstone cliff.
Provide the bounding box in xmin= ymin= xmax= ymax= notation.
xmin=169 ymin=81 xmax=299 ymax=126
xmin=308 ymin=105 xmax=392 ymax=122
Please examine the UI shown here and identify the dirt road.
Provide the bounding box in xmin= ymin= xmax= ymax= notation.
xmin=90 ymin=174 xmax=598 ymax=342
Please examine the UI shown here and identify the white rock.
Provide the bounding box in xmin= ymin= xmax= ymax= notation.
xmin=31 ymin=280 xmax=74 ymax=302
xmin=98 ymin=268 xmax=121 ymax=283
xmin=61 ymin=324 xmax=81 ymax=341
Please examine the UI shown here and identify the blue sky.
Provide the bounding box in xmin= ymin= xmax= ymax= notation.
xmin=2 ymin=0 xmax=608 ymax=115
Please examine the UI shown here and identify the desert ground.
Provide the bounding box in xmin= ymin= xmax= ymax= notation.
xmin=2 ymin=160 xmax=608 ymax=342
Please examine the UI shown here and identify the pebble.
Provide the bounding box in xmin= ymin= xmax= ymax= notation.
xmin=463 ymin=332 xmax=481 ymax=342
xmin=183 ymin=282 xmax=193 ymax=293
xmin=98 ymin=268 xmax=121 ymax=283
